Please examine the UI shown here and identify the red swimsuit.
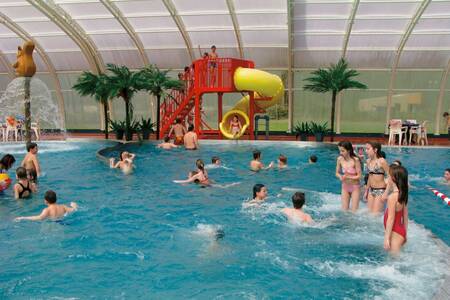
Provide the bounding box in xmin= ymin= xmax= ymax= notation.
xmin=384 ymin=208 xmax=407 ymax=241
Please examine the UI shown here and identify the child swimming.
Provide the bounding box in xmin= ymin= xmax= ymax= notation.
xmin=443 ymin=168 xmax=450 ymax=185
xmin=157 ymin=136 xmax=178 ymax=149
xmin=250 ymin=150 xmax=273 ymax=172
xmin=21 ymin=142 xmax=40 ymax=182
xmin=309 ymin=155 xmax=317 ymax=164
xmin=211 ymin=156 xmax=221 ymax=166
xmin=174 ymin=159 xmax=210 ymax=185
xmin=278 ymin=154 xmax=288 ymax=169
xmin=248 ymin=184 xmax=268 ymax=205
xmin=15 ymin=190 xmax=78 ymax=221
xmin=110 ymin=151 xmax=135 ymax=174
xmin=281 ymin=192 xmax=313 ymax=224
xmin=14 ymin=167 xmax=37 ymax=199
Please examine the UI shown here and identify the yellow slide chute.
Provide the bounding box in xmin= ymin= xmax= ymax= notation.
xmin=219 ymin=68 xmax=284 ymax=139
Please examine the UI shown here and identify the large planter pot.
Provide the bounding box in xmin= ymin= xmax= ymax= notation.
xmin=115 ymin=130 xmax=124 ymax=140
xmin=142 ymin=130 xmax=151 ymax=140
xmin=125 ymin=131 xmax=133 ymax=141
xmin=296 ymin=134 xmax=308 ymax=141
xmin=314 ymin=133 xmax=324 ymax=142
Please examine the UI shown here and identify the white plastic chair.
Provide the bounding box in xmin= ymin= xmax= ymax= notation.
xmin=5 ymin=117 xmax=19 ymax=142
xmin=388 ymin=119 xmax=408 ymax=146
xmin=409 ymin=120 xmax=429 ymax=145
xmin=31 ymin=121 xmax=40 ymax=140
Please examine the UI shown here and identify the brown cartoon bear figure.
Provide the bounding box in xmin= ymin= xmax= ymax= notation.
xmin=12 ymin=41 xmax=36 ymax=77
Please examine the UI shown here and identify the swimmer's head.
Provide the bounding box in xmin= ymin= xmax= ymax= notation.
xmin=214 ymin=229 xmax=225 ymax=241
xmin=211 ymin=156 xmax=220 ymax=165
xmin=188 ymin=124 xmax=194 ymax=132
xmin=26 ymin=142 xmax=38 ymax=153
xmin=278 ymin=154 xmax=287 ymax=165
xmin=444 ymin=168 xmax=450 ymax=182
xmin=338 ymin=141 xmax=356 ymax=159
xmin=309 ymin=155 xmax=317 ymax=163
xmin=253 ymin=183 xmax=267 ymax=200
xmin=393 ymin=160 xmax=402 ymax=166
xmin=203 ymin=52 xmax=209 ymax=58
xmin=44 ymin=190 xmax=57 ymax=204
xmin=196 ymin=159 xmax=205 ymax=171
xmin=119 ymin=151 xmax=128 ymax=161
xmin=443 ymin=112 xmax=449 ymax=117
xmin=164 ymin=136 xmax=170 ymax=143
xmin=292 ymin=192 xmax=305 ymax=209
xmin=389 ymin=165 xmax=408 ymax=205
xmin=211 ymin=45 xmax=216 ymax=51
xmin=233 ymin=115 xmax=239 ymax=122
xmin=0 ymin=154 xmax=16 ymax=170
xmin=366 ymin=142 xmax=382 ymax=159
xmin=253 ymin=150 xmax=261 ymax=160
xmin=184 ymin=66 xmax=190 ymax=72
xmin=15 ymin=167 xmax=27 ymax=180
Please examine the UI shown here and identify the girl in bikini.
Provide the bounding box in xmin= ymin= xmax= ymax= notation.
xmin=384 ymin=164 xmax=409 ymax=253
xmin=365 ymin=142 xmax=390 ymax=214
xmin=229 ymin=115 xmax=242 ymax=137
xmin=336 ymin=141 xmax=362 ymax=212
xmin=174 ymin=159 xmax=210 ymax=186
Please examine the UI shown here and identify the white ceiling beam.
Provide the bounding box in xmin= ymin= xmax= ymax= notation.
xmin=226 ymin=0 xmax=244 ymax=58
xmin=385 ymin=0 xmax=432 ymax=134
xmin=100 ymin=0 xmax=149 ymax=65
xmin=287 ymin=0 xmax=294 ymax=132
xmin=161 ymin=0 xmax=194 ymax=61
xmin=343 ymin=0 xmax=359 ymax=58
xmin=0 ymin=11 xmax=66 ymax=127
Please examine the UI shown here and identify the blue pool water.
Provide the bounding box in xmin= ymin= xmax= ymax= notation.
xmin=0 ymin=140 xmax=449 ymax=299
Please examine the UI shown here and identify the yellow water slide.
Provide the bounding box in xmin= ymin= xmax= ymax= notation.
xmin=219 ymin=68 xmax=284 ymax=139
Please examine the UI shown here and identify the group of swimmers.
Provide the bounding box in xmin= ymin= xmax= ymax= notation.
xmin=0 ymin=142 xmax=78 ymax=221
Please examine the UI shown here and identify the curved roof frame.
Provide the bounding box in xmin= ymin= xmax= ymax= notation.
xmin=0 ymin=11 xmax=66 ymax=126
xmin=100 ymin=0 xmax=149 ymax=65
xmin=385 ymin=0 xmax=432 ymax=133
xmin=341 ymin=0 xmax=360 ymax=58
xmin=226 ymin=0 xmax=244 ymax=59
xmin=162 ymin=0 xmax=194 ymax=61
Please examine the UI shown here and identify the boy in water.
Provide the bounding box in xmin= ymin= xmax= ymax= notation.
xmin=15 ymin=190 xmax=77 ymax=221
xmin=250 ymin=150 xmax=273 ymax=172
xmin=281 ymin=192 xmax=313 ymax=224
xmin=211 ymin=156 xmax=221 ymax=166
xmin=248 ymin=184 xmax=268 ymax=204
xmin=184 ymin=124 xmax=199 ymax=150
xmin=168 ymin=119 xmax=186 ymax=146
xmin=309 ymin=155 xmax=317 ymax=164
xmin=157 ymin=136 xmax=178 ymax=150
xmin=110 ymin=151 xmax=135 ymax=174
xmin=444 ymin=168 xmax=450 ymax=185
xmin=21 ymin=142 xmax=40 ymax=182
xmin=278 ymin=154 xmax=288 ymax=169
xmin=14 ymin=167 xmax=37 ymax=199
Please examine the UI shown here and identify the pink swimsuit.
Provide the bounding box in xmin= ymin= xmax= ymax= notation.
xmin=342 ymin=167 xmax=359 ymax=193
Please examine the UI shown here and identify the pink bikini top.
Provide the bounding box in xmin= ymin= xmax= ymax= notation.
xmin=342 ymin=167 xmax=357 ymax=175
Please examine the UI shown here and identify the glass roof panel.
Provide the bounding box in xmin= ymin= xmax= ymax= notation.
xmin=33 ymin=36 xmax=79 ymax=51
xmin=294 ymin=35 xmax=343 ymax=48
xmin=293 ymin=19 xmax=347 ymax=32
xmin=113 ymin=0 xmax=169 ymax=15
xmin=145 ymin=49 xmax=190 ymax=69
xmin=235 ymin=0 xmax=286 ymax=11
xmin=0 ymin=34 xmax=24 ymax=52
xmin=399 ymin=50 xmax=450 ymax=68
xmin=57 ymin=2 xmax=111 ymax=18
xmin=348 ymin=34 xmax=402 ymax=48
xmin=15 ymin=21 xmax=63 ymax=35
xmin=0 ymin=5 xmax=43 ymax=20
xmin=127 ymin=16 xmax=177 ymax=30
xmin=173 ymin=0 xmax=228 ymax=11
xmin=100 ymin=50 xmax=142 ymax=69
xmin=181 ymin=15 xmax=233 ymax=28
xmin=293 ymin=2 xmax=352 ymax=16
xmin=138 ymin=32 xmax=185 ymax=48
xmin=199 ymin=47 xmax=239 ymax=59
xmin=294 ymin=51 xmax=341 ymax=68
xmin=352 ymin=19 xmax=408 ymax=32
xmin=415 ymin=18 xmax=450 ymax=31
xmin=189 ymin=31 xmax=236 ymax=48
xmin=77 ymin=18 xmax=125 ymax=32
xmin=422 ymin=1 xmax=450 ymax=15
xmin=345 ymin=51 xmax=395 ymax=68
xmin=90 ymin=34 xmax=136 ymax=49
xmin=357 ymin=1 xmax=420 ymax=16
xmin=237 ymin=13 xmax=287 ymax=28
xmin=241 ymin=30 xmax=287 ymax=46
xmin=244 ymin=47 xmax=287 ymax=68
xmin=46 ymin=52 xmax=89 ymax=71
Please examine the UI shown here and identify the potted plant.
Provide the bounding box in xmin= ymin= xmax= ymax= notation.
xmin=139 ymin=117 xmax=154 ymax=140
xmin=294 ymin=121 xmax=310 ymax=141
xmin=304 ymin=58 xmax=367 ymax=141
xmin=310 ymin=121 xmax=329 ymax=142
xmin=110 ymin=120 xmax=125 ymax=140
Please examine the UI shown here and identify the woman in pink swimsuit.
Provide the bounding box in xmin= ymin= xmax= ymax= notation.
xmin=384 ymin=164 xmax=408 ymax=253
xmin=336 ymin=141 xmax=362 ymax=212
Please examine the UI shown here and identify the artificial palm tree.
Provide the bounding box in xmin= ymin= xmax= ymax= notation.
xmin=141 ymin=65 xmax=182 ymax=139
xmin=106 ymin=63 xmax=147 ymax=141
xmin=73 ymin=72 xmax=111 ymax=139
xmin=303 ymin=58 xmax=368 ymax=141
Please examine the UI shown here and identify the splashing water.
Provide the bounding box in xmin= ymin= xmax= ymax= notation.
xmin=0 ymin=77 xmax=65 ymax=136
